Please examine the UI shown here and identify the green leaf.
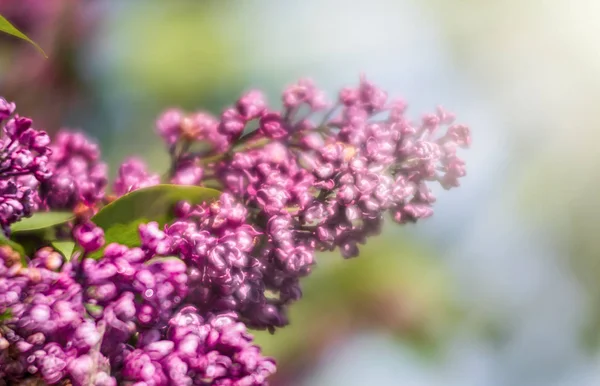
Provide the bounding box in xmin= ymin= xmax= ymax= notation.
xmin=51 ymin=240 xmax=76 ymax=261
xmin=144 ymin=256 xmax=183 ymax=266
xmin=87 ymin=185 xmax=221 ymax=259
xmin=84 ymin=303 xmax=103 ymax=318
xmin=0 ymin=14 xmax=47 ymax=58
xmin=0 ymin=233 xmax=25 ymax=256
xmin=10 ymin=233 xmax=46 ymax=262
xmin=0 ymin=309 xmax=12 ymax=322
xmin=10 ymin=212 xmax=74 ymax=234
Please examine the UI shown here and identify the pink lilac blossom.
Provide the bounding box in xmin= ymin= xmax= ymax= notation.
xmin=154 ymin=77 xmax=471 ymax=330
xmin=119 ymin=307 xmax=275 ymax=385
xmin=166 ymin=194 xmax=301 ymax=330
xmin=0 ymin=76 xmax=470 ymax=384
xmin=113 ymin=158 xmax=160 ymax=196
xmin=0 ymin=222 xmax=273 ymax=385
xmin=40 ymin=131 xmax=108 ymax=210
xmin=0 ymin=246 xmax=114 ymax=385
xmin=0 ymin=98 xmax=51 ymax=234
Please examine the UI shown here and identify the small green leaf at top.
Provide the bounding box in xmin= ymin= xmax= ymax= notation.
xmin=86 ymin=185 xmax=221 ymax=259
xmin=0 ymin=14 xmax=47 ymax=58
xmin=10 ymin=211 xmax=74 ymax=234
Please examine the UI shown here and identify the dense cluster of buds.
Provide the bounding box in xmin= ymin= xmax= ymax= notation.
xmin=40 ymin=131 xmax=108 ymax=210
xmin=0 ymin=100 xmax=51 ymax=234
xmin=0 ymin=76 xmax=470 ymax=385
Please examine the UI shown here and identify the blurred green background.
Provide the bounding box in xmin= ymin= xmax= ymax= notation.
xmin=1 ymin=0 xmax=599 ymax=385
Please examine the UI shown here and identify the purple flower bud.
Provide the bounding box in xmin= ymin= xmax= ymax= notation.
xmin=256 ymin=184 xmax=290 ymax=214
xmin=282 ymin=78 xmax=328 ymax=110
xmin=73 ymin=222 xmax=105 ymax=253
xmin=40 ymin=173 xmax=75 ymax=208
xmin=354 ymin=172 xmax=379 ymax=194
xmin=93 ymin=372 xmax=117 ymax=386
xmin=439 ymin=155 xmax=466 ymax=189
xmin=339 ymin=86 xmax=359 ymax=106
xmin=236 ymin=90 xmax=267 ymax=120
xmin=145 ymin=340 xmax=174 ymax=360
xmin=445 ymin=124 xmax=471 ymax=148
xmin=0 ymin=97 xmax=16 ymax=120
xmin=139 ymin=222 xmax=171 ymax=255
xmin=314 ymin=161 xmax=335 ymax=179
xmin=113 ymin=292 xmax=136 ymax=320
xmin=338 ymin=184 xmax=358 ymax=204
xmin=259 ymin=112 xmax=288 ymax=139
xmin=156 ymin=108 xmax=184 ymax=146
xmin=0 ymin=101 xmax=53 ymax=229
xmin=211 ymin=193 xmax=248 ymax=226
xmin=345 ymin=204 xmax=362 ymax=221
xmin=219 ymin=108 xmax=246 ymax=139
xmin=42 ymin=131 xmax=107 ymax=209
xmin=4 ymin=116 xmax=32 ymax=140
xmin=278 ymin=245 xmax=314 ymax=274
xmin=24 ymin=131 xmax=51 ymax=154
xmin=30 ymin=304 xmax=51 ymax=323
xmin=171 ymin=161 xmax=203 ymax=186
xmin=0 ymin=180 xmax=37 ymax=231
xmin=114 ymin=158 xmax=160 ymax=196
xmin=357 ymin=76 xmax=388 ymax=112
xmin=37 ymin=343 xmax=68 ymax=384
xmin=73 ymin=321 xmax=102 ymax=351
xmin=340 ymin=240 xmax=360 ymax=258
xmin=122 ymin=349 xmax=162 ymax=383
xmin=300 ymin=132 xmax=324 ymax=149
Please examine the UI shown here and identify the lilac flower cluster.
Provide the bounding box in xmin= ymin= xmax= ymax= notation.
xmin=0 ymin=77 xmax=470 ymax=384
xmin=156 ymin=78 xmax=470 ymax=255
xmin=163 ymin=194 xmax=312 ymax=331
xmin=0 ymin=246 xmax=113 ymax=385
xmin=40 ymin=131 xmax=108 ymax=210
xmin=0 ymin=222 xmax=274 ymax=385
xmin=0 ymin=99 xmax=51 ymax=234
xmin=149 ymin=77 xmax=471 ymax=328
xmin=121 ymin=307 xmax=275 ymax=385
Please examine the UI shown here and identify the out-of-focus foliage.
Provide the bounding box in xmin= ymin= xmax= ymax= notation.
xmin=0 ymin=14 xmax=46 ymax=57
xmin=254 ymin=232 xmax=460 ymax=383
xmin=0 ymin=0 xmax=97 ymax=132
xmin=424 ymin=0 xmax=600 ymax=356
xmin=94 ymin=2 xmax=255 ymax=178
xmin=518 ymin=143 xmax=600 ymax=351
xmin=100 ymin=2 xmax=245 ymax=111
